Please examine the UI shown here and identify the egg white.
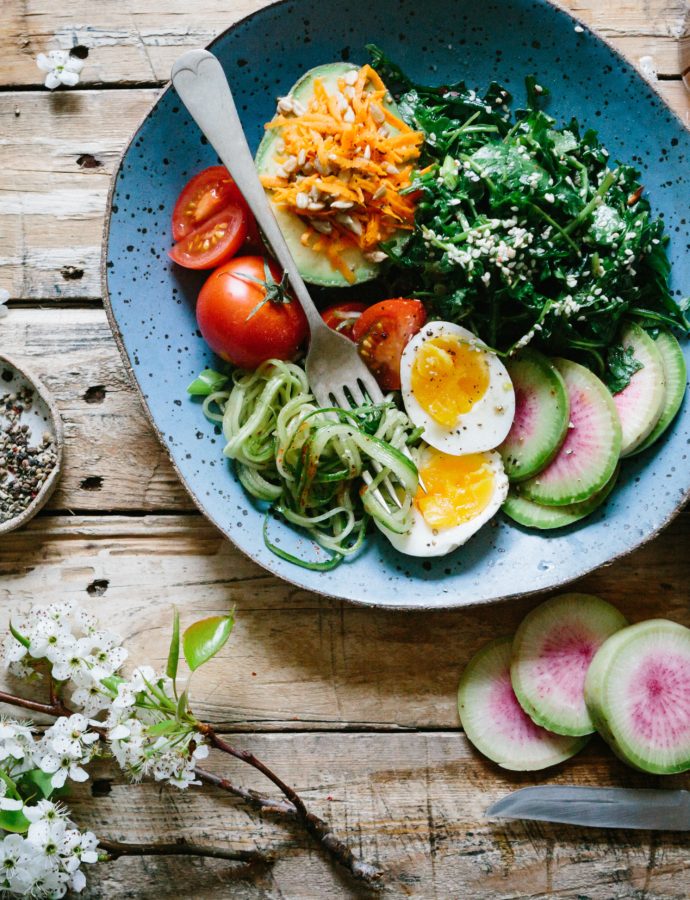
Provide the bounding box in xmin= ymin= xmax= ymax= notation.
xmin=400 ymin=321 xmax=515 ymax=455
xmin=377 ymin=447 xmax=509 ymax=557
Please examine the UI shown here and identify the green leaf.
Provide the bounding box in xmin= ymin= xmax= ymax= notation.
xmin=17 ymin=769 xmax=55 ymax=801
xmin=187 ymin=369 xmax=229 ymax=396
xmin=166 ymin=607 xmax=180 ymax=681
xmin=0 ymin=807 xmax=30 ymax=834
xmin=605 ymin=343 xmax=644 ymax=394
xmin=146 ymin=719 xmax=179 ymax=737
xmin=9 ymin=622 xmax=29 ymax=649
xmin=182 ymin=615 xmax=234 ymax=672
xmin=100 ymin=674 xmax=125 ymax=695
xmin=176 ymin=690 xmax=189 ymax=720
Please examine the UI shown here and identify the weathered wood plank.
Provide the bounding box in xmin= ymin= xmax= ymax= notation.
xmin=1 ymin=511 xmax=687 ymax=730
xmin=62 ymin=733 xmax=690 ymax=898
xmin=1 ymin=0 xmax=686 ymax=87
xmin=0 ymin=308 xmax=191 ymax=510
xmin=1 ymin=78 xmax=688 ymax=302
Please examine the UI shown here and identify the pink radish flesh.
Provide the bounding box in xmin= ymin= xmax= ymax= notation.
xmin=629 ymin=653 xmax=690 ymax=749
xmin=511 ymin=593 xmax=628 ymax=736
xmin=520 ymin=359 xmax=621 ymax=505
xmin=458 ymin=636 xmax=588 ymax=769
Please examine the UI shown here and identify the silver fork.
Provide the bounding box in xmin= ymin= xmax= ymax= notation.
xmin=170 ymin=50 xmax=409 ymax=507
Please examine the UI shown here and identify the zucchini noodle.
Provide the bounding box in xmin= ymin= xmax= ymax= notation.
xmin=202 ymin=359 xmax=419 ymax=568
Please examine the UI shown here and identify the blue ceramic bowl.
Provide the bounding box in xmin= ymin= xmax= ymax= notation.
xmin=104 ymin=0 xmax=690 ymax=610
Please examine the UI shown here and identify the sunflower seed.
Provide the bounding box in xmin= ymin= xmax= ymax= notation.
xmin=331 ymin=200 xmax=355 ymax=209
xmin=385 ymin=163 xmax=399 ymax=175
xmin=343 ymin=70 xmax=358 ymax=85
xmin=373 ymin=185 xmax=387 ymax=200
xmin=309 ymin=218 xmax=332 ymax=234
xmin=336 ymin=213 xmax=362 ymax=235
xmin=282 ymin=156 xmax=298 ymax=174
xmin=362 ymin=144 xmax=371 ymax=160
xmin=370 ymin=102 xmax=385 ymax=123
xmin=295 ymin=191 xmax=309 ymax=209
xmin=307 ymin=201 xmax=325 ymax=211
xmin=296 ymin=148 xmax=307 ymax=167
xmin=364 ymin=250 xmax=387 ymax=263
xmin=343 ymin=107 xmax=355 ymax=124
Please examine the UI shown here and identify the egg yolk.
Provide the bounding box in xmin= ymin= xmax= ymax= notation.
xmin=416 ymin=451 xmax=495 ymax=530
xmin=410 ymin=336 xmax=490 ymax=427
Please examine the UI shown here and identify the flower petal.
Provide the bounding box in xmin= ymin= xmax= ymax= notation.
xmin=44 ymin=71 xmax=61 ymax=90
xmin=59 ymin=69 xmax=80 ymax=87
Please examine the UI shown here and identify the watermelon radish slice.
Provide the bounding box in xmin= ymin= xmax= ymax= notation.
xmin=611 ymin=322 xmax=666 ymax=456
xmin=458 ymin=636 xmax=588 ymax=770
xmin=502 ymin=467 xmax=619 ymax=530
xmin=499 ymin=350 xmax=569 ymax=482
xmin=510 ymin=593 xmax=627 ymax=736
xmin=519 ymin=359 xmax=621 ymax=506
xmin=630 ymin=330 xmax=687 ymax=456
xmin=584 ymin=620 xmax=690 ymax=774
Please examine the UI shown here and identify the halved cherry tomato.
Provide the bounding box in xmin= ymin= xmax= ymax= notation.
xmin=172 ymin=166 xmax=248 ymax=242
xmin=196 ymin=256 xmax=308 ymax=369
xmin=351 ymin=298 xmax=427 ymax=391
xmin=169 ymin=206 xmax=249 ymax=270
xmin=321 ymin=302 xmax=368 ymax=340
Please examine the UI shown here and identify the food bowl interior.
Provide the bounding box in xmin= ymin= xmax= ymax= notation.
xmin=0 ymin=356 xmax=62 ymax=534
xmin=104 ymin=0 xmax=690 ymax=609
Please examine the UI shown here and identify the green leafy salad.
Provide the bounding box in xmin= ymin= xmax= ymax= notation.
xmin=369 ymin=46 xmax=688 ymax=384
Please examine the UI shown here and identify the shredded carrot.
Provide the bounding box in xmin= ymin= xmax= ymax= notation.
xmin=260 ymin=65 xmax=424 ymax=280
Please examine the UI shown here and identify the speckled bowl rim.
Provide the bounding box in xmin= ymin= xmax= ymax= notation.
xmin=101 ymin=0 xmax=690 ymax=611
xmin=0 ymin=353 xmax=64 ymax=535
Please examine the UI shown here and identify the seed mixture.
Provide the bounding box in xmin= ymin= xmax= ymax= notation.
xmin=0 ymin=387 xmax=57 ymax=523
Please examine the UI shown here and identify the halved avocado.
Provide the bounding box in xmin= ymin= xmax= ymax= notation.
xmin=255 ymin=62 xmax=408 ymax=288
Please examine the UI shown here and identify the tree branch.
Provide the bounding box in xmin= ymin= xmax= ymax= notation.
xmin=98 ymin=837 xmax=271 ymax=867
xmin=194 ymin=767 xmax=297 ymax=817
xmin=0 ymin=689 xmax=70 ymax=718
xmin=199 ymin=726 xmax=384 ymax=889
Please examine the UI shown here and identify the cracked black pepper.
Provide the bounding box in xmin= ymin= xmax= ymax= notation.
xmin=0 ymin=387 xmax=58 ymax=523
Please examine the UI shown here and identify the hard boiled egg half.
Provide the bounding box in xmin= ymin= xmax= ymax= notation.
xmin=377 ymin=445 xmax=509 ymax=557
xmin=400 ymin=321 xmax=515 ymax=454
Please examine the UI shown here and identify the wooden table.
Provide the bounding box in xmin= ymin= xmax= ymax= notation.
xmin=1 ymin=1 xmax=689 ymax=896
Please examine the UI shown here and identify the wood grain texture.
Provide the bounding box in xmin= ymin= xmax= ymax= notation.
xmin=1 ymin=511 xmax=687 ymax=730
xmin=66 ymin=735 xmax=690 ymax=899
xmin=0 ymin=0 xmax=685 ymax=86
xmin=0 ymin=308 xmax=191 ymax=510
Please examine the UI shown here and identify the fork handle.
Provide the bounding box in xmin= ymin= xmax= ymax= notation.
xmin=171 ymin=49 xmax=325 ymax=334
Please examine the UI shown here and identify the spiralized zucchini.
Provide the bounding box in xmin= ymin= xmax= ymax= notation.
xmin=202 ymin=359 xmax=419 ymax=569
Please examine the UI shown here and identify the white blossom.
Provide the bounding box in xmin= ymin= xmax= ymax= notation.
xmin=36 ymin=51 xmax=84 ymax=91
xmin=2 ymin=603 xmax=127 ymax=722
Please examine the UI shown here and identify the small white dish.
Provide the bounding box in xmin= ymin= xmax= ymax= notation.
xmin=0 ymin=353 xmax=64 ymax=535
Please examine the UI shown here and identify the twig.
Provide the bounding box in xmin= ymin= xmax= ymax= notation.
xmin=99 ymin=837 xmax=271 ymax=867
xmin=0 ymin=689 xmax=70 ymax=718
xmin=194 ymin=767 xmax=297 ymax=817
xmin=198 ymin=725 xmax=384 ymax=888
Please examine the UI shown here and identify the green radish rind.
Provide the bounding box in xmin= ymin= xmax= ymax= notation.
xmin=584 ymin=620 xmax=690 ymax=774
xmin=510 ymin=593 xmax=628 ymax=737
xmin=519 ymin=358 xmax=622 ymax=506
xmin=629 ymin=330 xmax=687 ymax=456
xmin=458 ymin=636 xmax=589 ymax=771
xmin=499 ymin=350 xmax=569 ymax=482
xmin=255 ymin=63 xmax=406 ymax=288
xmin=502 ymin=466 xmax=619 ymax=530
xmin=612 ymin=322 xmax=666 ymax=457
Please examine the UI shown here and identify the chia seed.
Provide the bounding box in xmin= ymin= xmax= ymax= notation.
xmin=0 ymin=387 xmax=58 ymax=523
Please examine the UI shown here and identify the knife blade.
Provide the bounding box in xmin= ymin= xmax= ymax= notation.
xmin=486 ymin=785 xmax=690 ymax=830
